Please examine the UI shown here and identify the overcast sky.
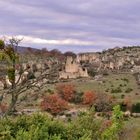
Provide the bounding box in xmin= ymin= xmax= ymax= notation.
xmin=0 ymin=0 xmax=140 ymax=53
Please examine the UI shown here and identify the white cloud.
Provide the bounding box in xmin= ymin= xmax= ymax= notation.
xmin=2 ymin=35 xmax=140 ymax=48
xmin=5 ymin=35 xmax=96 ymax=46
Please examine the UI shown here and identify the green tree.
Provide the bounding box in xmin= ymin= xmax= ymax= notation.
xmin=101 ymin=105 xmax=124 ymax=140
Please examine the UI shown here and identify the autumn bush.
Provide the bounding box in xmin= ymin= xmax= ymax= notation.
xmin=123 ymin=96 xmax=132 ymax=111
xmin=56 ymin=84 xmax=76 ymax=102
xmin=40 ymin=94 xmax=68 ymax=115
xmin=82 ymin=91 xmax=96 ymax=106
xmin=0 ymin=103 xmax=7 ymax=113
xmin=95 ymin=93 xmax=116 ymax=112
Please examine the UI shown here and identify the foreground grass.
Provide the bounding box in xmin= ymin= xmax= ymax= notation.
xmin=120 ymin=118 xmax=140 ymax=140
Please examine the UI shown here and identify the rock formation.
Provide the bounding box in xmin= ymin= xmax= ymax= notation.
xmin=77 ymin=46 xmax=140 ymax=72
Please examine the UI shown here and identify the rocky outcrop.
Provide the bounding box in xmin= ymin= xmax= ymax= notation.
xmin=77 ymin=46 xmax=140 ymax=72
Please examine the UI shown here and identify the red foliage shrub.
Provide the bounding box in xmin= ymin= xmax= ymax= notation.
xmin=0 ymin=103 xmax=7 ymax=113
xmin=100 ymin=120 xmax=112 ymax=132
xmin=83 ymin=91 xmax=96 ymax=106
xmin=123 ymin=96 xmax=132 ymax=111
xmin=56 ymin=84 xmax=76 ymax=102
xmin=40 ymin=94 xmax=68 ymax=115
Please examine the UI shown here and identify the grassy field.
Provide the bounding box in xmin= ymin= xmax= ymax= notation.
xmin=3 ymin=72 xmax=140 ymax=110
xmin=120 ymin=118 xmax=140 ymax=140
xmin=40 ymin=72 xmax=140 ymax=103
xmin=62 ymin=73 xmax=140 ymax=103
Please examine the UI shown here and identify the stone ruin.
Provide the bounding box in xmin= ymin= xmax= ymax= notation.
xmin=59 ymin=56 xmax=89 ymax=79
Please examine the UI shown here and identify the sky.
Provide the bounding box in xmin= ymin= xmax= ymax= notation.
xmin=0 ymin=0 xmax=140 ymax=53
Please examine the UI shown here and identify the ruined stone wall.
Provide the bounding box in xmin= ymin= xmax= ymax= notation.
xmin=65 ymin=57 xmax=79 ymax=73
xmin=78 ymin=67 xmax=89 ymax=77
xmin=59 ymin=56 xmax=89 ymax=79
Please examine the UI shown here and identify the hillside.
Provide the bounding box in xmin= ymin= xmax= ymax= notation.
xmin=78 ymin=46 xmax=140 ymax=73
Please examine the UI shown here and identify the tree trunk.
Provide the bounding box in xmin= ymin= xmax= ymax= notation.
xmin=5 ymin=92 xmax=18 ymax=115
xmin=6 ymin=58 xmax=17 ymax=115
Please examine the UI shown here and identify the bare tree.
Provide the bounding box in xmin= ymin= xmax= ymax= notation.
xmin=0 ymin=38 xmax=58 ymax=115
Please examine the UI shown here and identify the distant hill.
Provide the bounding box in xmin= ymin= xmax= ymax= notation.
xmin=16 ymin=46 xmax=40 ymax=54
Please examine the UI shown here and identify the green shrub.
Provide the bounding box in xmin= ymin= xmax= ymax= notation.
xmin=0 ymin=40 xmax=5 ymax=49
xmin=105 ymin=89 xmax=109 ymax=92
xmin=103 ymin=71 xmax=109 ymax=76
xmin=47 ymin=89 xmax=54 ymax=94
xmin=111 ymin=87 xmax=122 ymax=93
xmin=72 ymin=92 xmax=83 ymax=104
xmin=121 ymin=78 xmax=129 ymax=83
xmin=125 ymin=88 xmax=133 ymax=93
xmin=132 ymin=102 xmax=140 ymax=113
xmin=119 ymin=84 xmax=123 ymax=87
xmin=0 ymin=106 xmax=124 ymax=140
xmin=121 ymin=94 xmax=125 ymax=99
xmin=0 ymin=114 xmax=67 ymax=140
xmin=88 ymin=70 xmax=97 ymax=77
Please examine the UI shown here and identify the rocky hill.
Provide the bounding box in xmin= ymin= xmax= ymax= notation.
xmin=77 ymin=46 xmax=140 ymax=73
